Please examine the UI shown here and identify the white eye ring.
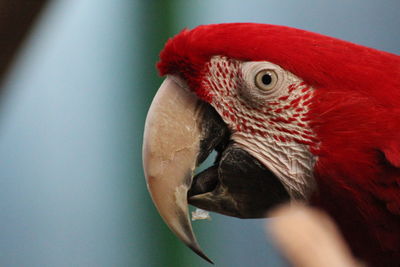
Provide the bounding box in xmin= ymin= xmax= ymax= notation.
xmin=255 ymin=69 xmax=278 ymax=91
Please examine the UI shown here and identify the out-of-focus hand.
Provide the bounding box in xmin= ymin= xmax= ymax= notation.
xmin=267 ymin=203 xmax=364 ymax=267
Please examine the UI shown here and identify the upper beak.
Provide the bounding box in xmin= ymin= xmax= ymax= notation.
xmin=142 ymin=76 xmax=213 ymax=263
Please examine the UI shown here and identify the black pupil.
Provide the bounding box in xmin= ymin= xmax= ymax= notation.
xmin=261 ymin=74 xmax=272 ymax=85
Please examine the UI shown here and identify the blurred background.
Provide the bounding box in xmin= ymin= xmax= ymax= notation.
xmin=0 ymin=1 xmax=398 ymax=266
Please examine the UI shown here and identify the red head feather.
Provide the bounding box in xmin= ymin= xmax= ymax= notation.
xmin=158 ymin=23 xmax=399 ymax=105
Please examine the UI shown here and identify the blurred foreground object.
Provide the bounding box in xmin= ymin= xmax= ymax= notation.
xmin=268 ymin=203 xmax=362 ymax=267
xmin=0 ymin=0 xmax=48 ymax=87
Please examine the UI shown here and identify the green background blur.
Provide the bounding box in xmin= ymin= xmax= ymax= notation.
xmin=0 ymin=1 xmax=399 ymax=266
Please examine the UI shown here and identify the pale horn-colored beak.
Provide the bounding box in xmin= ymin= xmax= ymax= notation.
xmin=143 ymin=76 xmax=213 ymax=263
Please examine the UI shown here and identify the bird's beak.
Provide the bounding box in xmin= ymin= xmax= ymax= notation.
xmin=142 ymin=76 xmax=214 ymax=263
xmin=143 ymin=76 xmax=290 ymax=264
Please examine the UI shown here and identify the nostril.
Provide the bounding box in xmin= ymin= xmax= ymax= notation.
xmin=188 ymin=165 xmax=219 ymax=197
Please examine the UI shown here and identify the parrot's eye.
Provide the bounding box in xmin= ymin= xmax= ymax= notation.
xmin=255 ymin=70 xmax=278 ymax=91
xmin=240 ymin=61 xmax=286 ymax=102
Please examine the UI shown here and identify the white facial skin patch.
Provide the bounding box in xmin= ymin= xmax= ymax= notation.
xmin=202 ymin=56 xmax=318 ymax=200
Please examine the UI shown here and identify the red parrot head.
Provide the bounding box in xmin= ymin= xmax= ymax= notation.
xmin=143 ymin=23 xmax=400 ymax=264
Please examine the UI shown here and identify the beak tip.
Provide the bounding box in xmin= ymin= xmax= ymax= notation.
xmin=188 ymin=243 xmax=214 ymax=264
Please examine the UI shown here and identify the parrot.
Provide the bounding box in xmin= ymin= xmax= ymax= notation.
xmin=142 ymin=23 xmax=400 ymax=266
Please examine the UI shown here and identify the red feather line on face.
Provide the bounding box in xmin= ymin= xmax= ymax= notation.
xmin=201 ymin=56 xmax=317 ymax=149
xmin=157 ymin=23 xmax=400 ymax=266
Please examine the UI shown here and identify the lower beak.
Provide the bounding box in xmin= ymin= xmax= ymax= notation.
xmin=142 ymin=76 xmax=213 ymax=263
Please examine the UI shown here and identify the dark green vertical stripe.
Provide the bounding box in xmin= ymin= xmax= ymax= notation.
xmin=136 ymin=1 xmax=187 ymax=266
